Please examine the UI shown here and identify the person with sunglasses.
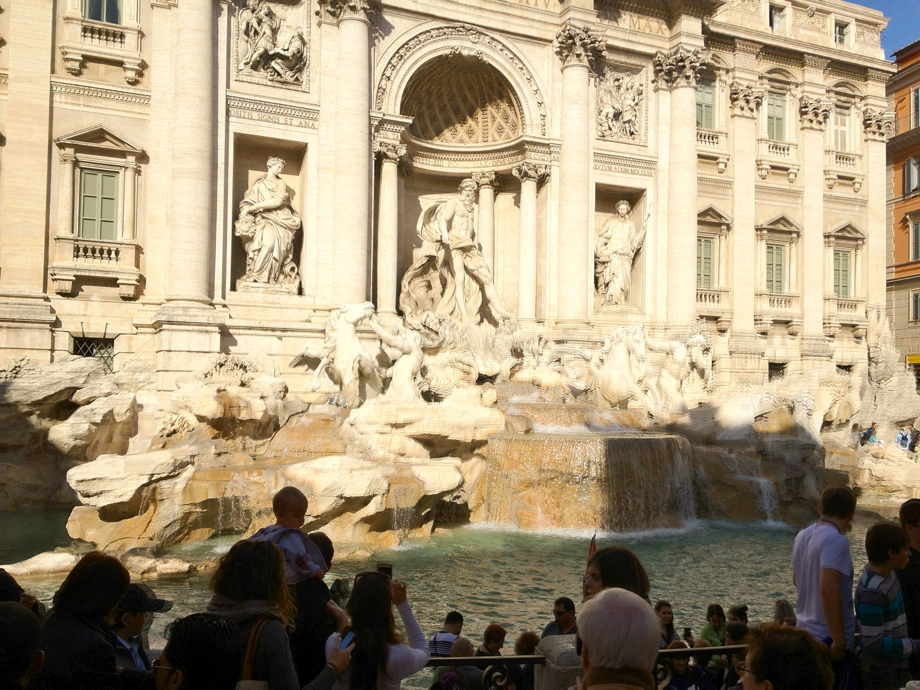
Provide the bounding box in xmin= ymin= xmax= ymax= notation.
xmin=325 ymin=572 xmax=428 ymax=690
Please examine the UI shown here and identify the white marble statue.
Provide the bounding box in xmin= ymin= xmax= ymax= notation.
xmin=291 ymin=302 xmax=383 ymax=397
xmin=266 ymin=28 xmax=307 ymax=83
xmin=400 ymin=179 xmax=513 ymax=325
xmin=369 ymin=316 xmax=424 ymax=401
xmin=644 ymin=331 xmax=714 ymax=415
xmin=559 ymin=325 xmax=650 ymax=409
xmin=597 ymin=71 xmax=644 ymax=140
xmin=594 ymin=198 xmax=650 ymax=306
xmin=239 ymin=2 xmax=281 ymax=71
xmin=235 ymin=157 xmax=302 ymax=290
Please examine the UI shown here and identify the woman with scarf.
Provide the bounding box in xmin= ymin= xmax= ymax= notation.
xmin=206 ymin=539 xmax=351 ymax=690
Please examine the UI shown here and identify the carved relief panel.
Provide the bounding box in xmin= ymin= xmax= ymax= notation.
xmin=595 ymin=61 xmax=647 ymax=145
xmin=232 ymin=0 xmax=309 ymax=91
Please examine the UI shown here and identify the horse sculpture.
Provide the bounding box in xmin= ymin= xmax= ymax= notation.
xmin=558 ymin=324 xmax=650 ymax=409
xmin=291 ymin=302 xmax=383 ymax=398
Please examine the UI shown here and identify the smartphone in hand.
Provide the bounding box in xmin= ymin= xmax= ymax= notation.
xmin=339 ymin=631 xmax=355 ymax=650
xmin=376 ymin=563 xmax=393 ymax=578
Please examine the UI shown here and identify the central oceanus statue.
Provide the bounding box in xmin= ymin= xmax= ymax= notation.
xmin=399 ymin=179 xmax=513 ymax=326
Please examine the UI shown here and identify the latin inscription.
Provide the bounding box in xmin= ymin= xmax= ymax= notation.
xmin=597 ymin=8 xmax=668 ymax=36
xmin=228 ymin=108 xmax=317 ymax=129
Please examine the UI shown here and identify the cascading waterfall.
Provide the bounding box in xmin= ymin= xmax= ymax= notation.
xmin=484 ymin=432 xmax=697 ymax=532
xmin=389 ymin=484 xmax=418 ymax=541
xmin=722 ymin=455 xmax=779 ymax=521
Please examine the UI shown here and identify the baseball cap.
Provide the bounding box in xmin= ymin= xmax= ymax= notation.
xmin=117 ymin=584 xmax=173 ymax=614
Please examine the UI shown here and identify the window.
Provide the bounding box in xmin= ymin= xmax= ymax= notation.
xmin=79 ymin=170 xmax=118 ymax=241
xmin=906 ymin=158 xmax=920 ymax=196
xmin=912 ymin=221 xmax=920 ymax=261
xmin=84 ymin=0 xmax=121 ymax=24
xmin=73 ymin=337 xmax=115 ymax=374
xmin=696 ymin=80 xmax=715 ymax=130
xmin=697 ymin=237 xmax=714 ymax=288
xmin=913 ymin=88 xmax=920 ymax=129
xmin=766 ymin=244 xmax=785 ymax=294
xmin=767 ymin=92 xmax=786 ymax=141
xmin=913 ymin=292 xmax=920 ymax=321
xmin=833 ymin=107 xmax=849 ymax=152
xmin=833 ymin=250 xmax=850 ymax=298
xmin=834 ymin=22 xmax=848 ymax=45
xmin=768 ymin=362 xmax=786 ymax=381
xmin=769 ymin=5 xmax=784 ymax=31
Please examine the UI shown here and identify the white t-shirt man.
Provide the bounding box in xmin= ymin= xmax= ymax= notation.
xmin=792 ymin=521 xmax=855 ymax=647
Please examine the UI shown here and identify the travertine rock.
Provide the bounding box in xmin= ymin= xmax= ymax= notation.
xmin=47 ymin=392 xmax=138 ymax=462
xmin=1 ymin=551 xmax=80 ymax=576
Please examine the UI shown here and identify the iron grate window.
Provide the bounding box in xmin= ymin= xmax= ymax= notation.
xmin=73 ymin=337 xmax=115 ymax=374
xmin=768 ymin=362 xmax=786 ymax=382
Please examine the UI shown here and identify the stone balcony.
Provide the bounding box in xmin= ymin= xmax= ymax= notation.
xmin=696 ymin=129 xmax=729 ymax=173
xmin=696 ymin=287 xmax=732 ymax=331
xmin=823 ymin=296 xmax=867 ymax=335
xmin=754 ymin=291 xmax=801 ymax=334
xmin=60 ymin=16 xmax=144 ymax=84
xmin=823 ymin=149 xmax=863 ymax=192
xmin=756 ymin=139 xmax=800 ymax=182
xmin=49 ymin=235 xmax=142 ymax=299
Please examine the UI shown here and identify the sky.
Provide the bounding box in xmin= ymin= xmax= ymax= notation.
xmin=855 ymin=0 xmax=920 ymax=58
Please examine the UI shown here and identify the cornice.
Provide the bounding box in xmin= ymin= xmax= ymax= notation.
xmin=226 ymin=94 xmax=319 ymax=129
xmin=51 ymin=78 xmax=151 ymax=107
xmin=593 ymin=151 xmax=656 ymax=177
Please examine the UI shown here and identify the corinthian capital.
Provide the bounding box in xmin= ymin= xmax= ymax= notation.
xmin=554 ymin=25 xmax=605 ymax=70
xmin=799 ymin=95 xmax=832 ymax=130
xmin=862 ymin=107 xmax=893 ymax=142
xmin=373 ymin=140 xmax=407 ymax=162
xmin=652 ymin=47 xmax=711 ymax=89
xmin=512 ymin=162 xmax=549 ymax=183
xmin=471 ymin=171 xmax=497 ymax=189
xmin=316 ymin=0 xmax=378 ymax=22
xmin=729 ymin=81 xmax=764 ymax=118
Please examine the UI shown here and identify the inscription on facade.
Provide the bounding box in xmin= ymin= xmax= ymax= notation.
xmin=597 ymin=8 xmax=668 ymax=36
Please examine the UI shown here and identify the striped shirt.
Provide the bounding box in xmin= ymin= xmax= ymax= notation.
xmin=428 ymin=631 xmax=458 ymax=657
xmin=855 ymin=563 xmax=920 ymax=668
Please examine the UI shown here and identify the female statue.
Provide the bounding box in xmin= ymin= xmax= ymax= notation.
xmin=235 ymin=157 xmax=302 ymax=290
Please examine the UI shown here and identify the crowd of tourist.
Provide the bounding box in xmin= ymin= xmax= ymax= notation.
xmin=6 ymin=485 xmax=920 ymax=690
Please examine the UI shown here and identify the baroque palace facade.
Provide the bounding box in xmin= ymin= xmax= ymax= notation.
xmin=0 ymin=0 xmax=894 ymax=395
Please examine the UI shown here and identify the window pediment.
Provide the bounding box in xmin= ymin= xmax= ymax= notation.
xmin=55 ymin=125 xmax=144 ymax=157
xmin=756 ymin=213 xmax=802 ymax=237
xmin=698 ymin=204 xmax=732 ymax=228
xmin=825 ymin=221 xmax=865 ymax=241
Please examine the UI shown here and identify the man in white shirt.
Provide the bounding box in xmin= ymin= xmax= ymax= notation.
xmin=792 ymin=486 xmax=857 ymax=688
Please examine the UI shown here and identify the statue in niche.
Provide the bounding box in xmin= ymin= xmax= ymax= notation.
xmin=235 ymin=156 xmax=302 ymax=291
xmin=400 ymin=179 xmax=513 ymax=325
xmin=597 ymin=71 xmax=644 ymax=140
xmin=594 ymin=198 xmax=650 ymax=306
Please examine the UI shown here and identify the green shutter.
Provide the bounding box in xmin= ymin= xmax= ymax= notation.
xmin=914 ymin=222 xmax=920 ymax=262
xmin=767 ymin=93 xmax=785 ymax=142
xmin=79 ymin=169 xmax=119 ymax=240
xmin=766 ymin=244 xmax=784 ymax=294
xmin=834 ymin=251 xmax=849 ymax=299
xmin=914 ymin=292 xmax=920 ymax=320
xmin=913 ymin=88 xmax=920 ymax=128
xmin=697 ymin=237 xmax=713 ymax=288
xmin=696 ymin=81 xmax=714 ymax=130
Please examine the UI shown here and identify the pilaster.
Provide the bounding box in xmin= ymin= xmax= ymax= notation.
xmin=554 ymin=23 xmax=603 ymax=326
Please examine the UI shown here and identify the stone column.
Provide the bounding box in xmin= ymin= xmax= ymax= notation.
xmin=729 ymin=80 xmax=764 ymax=337
xmin=373 ymin=141 xmax=406 ymax=316
xmin=123 ymin=160 xmax=138 ymax=241
xmin=331 ymin=0 xmax=377 ymax=305
xmin=472 ymin=172 xmax=497 ymax=272
xmin=653 ymin=47 xmax=710 ymax=326
xmin=854 ymin=239 xmax=864 ymax=297
xmin=165 ymin=0 xmax=215 ymax=306
xmin=554 ymin=25 xmax=604 ymax=325
xmin=862 ymin=106 xmax=893 ymax=308
xmin=799 ymin=89 xmax=832 ymax=348
xmin=314 ymin=6 xmax=339 ymax=306
xmin=513 ymin=163 xmax=549 ymax=321
xmin=58 ymin=152 xmax=77 ymax=237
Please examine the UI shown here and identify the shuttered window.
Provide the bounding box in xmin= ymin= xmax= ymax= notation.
xmin=767 ymin=92 xmax=785 ymax=142
xmin=696 ymin=80 xmax=715 ymax=130
xmin=834 ymin=107 xmax=849 ymax=152
xmin=913 ymin=292 xmax=920 ymax=321
xmin=697 ymin=237 xmax=714 ymax=288
xmin=766 ymin=244 xmax=784 ymax=294
xmin=914 ymin=88 xmax=920 ymax=129
xmin=833 ymin=251 xmax=850 ymax=299
xmin=912 ymin=222 xmax=920 ymax=261
xmin=906 ymin=158 xmax=920 ymax=196
xmin=79 ymin=170 xmax=118 ymax=241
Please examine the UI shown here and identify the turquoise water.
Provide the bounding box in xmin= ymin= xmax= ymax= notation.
xmin=0 ymin=508 xmax=74 ymax=564
xmin=6 ymin=516 xmax=874 ymax=688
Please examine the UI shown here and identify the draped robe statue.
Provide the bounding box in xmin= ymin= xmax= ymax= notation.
xmin=594 ymin=199 xmax=650 ymax=306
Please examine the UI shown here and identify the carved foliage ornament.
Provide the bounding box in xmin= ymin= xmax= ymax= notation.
xmin=596 ymin=68 xmax=645 ymax=141
xmin=512 ymin=162 xmax=549 ymax=183
xmin=373 ymin=140 xmax=407 ymax=161
xmin=862 ymin=107 xmax=893 ymax=142
xmin=471 ymin=171 xmax=497 ymax=188
xmin=316 ymin=0 xmax=378 ymax=21
xmin=729 ymin=81 xmax=764 ymax=118
xmin=799 ymin=95 xmax=832 ymax=130
xmin=554 ymin=25 xmax=606 ymax=70
xmin=652 ymin=47 xmax=710 ymax=89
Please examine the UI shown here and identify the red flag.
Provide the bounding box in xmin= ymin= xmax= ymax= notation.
xmin=588 ymin=531 xmax=597 ymax=559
